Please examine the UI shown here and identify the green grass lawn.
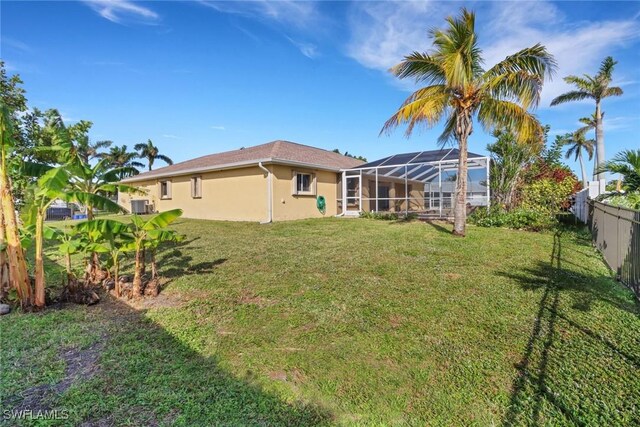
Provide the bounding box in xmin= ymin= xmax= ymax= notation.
xmin=1 ymin=217 xmax=639 ymax=426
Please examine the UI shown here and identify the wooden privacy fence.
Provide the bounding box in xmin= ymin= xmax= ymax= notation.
xmin=588 ymin=200 xmax=640 ymax=299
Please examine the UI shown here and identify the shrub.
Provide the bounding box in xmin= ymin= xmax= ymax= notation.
xmin=469 ymin=207 xmax=556 ymax=231
xmin=521 ymin=176 xmax=578 ymax=213
xmin=359 ymin=211 xmax=418 ymax=221
xmin=596 ymin=191 xmax=640 ymax=210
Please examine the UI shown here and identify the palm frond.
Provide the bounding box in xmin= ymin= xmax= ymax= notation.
xmin=550 ymin=90 xmax=593 ymax=106
xmin=597 ymin=56 xmax=617 ymax=81
xmin=390 ymin=52 xmax=446 ymax=86
xmin=603 ymin=86 xmax=623 ymax=98
xmin=380 ymin=85 xmax=449 ymax=137
xmin=437 ymin=112 xmax=458 ymax=146
xmin=563 ymin=75 xmax=594 ymax=92
xmin=430 ymin=8 xmax=482 ymax=87
xmin=154 ymin=154 xmax=173 ymax=165
xmin=481 ymin=44 xmax=556 ymax=109
xmin=477 ymin=98 xmax=543 ymax=144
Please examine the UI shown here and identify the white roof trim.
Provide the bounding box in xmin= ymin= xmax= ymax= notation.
xmin=120 ymin=157 xmax=345 ymax=183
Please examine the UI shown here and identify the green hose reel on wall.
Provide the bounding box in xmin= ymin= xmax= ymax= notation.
xmin=316 ymin=195 xmax=326 ymax=215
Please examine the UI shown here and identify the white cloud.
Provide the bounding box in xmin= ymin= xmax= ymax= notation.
xmin=1 ymin=37 xmax=32 ymax=52
xmin=82 ymin=0 xmax=159 ymax=24
xmin=211 ymin=126 xmax=226 ymax=131
xmin=198 ymin=0 xmax=319 ymax=29
xmin=346 ymin=1 xmax=454 ymax=71
xmin=286 ymin=37 xmax=319 ymax=59
xmin=162 ymin=134 xmax=179 ymax=139
xmin=345 ymin=1 xmax=640 ymax=105
xmin=480 ymin=1 xmax=640 ymax=105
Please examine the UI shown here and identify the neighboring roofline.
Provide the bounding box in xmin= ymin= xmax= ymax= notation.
xmin=120 ymin=157 xmax=348 ymax=183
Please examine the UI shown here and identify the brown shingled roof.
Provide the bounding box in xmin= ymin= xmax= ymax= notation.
xmin=122 ymin=140 xmax=365 ymax=182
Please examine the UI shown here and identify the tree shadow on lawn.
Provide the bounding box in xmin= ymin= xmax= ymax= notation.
xmin=421 ymin=220 xmax=452 ymax=234
xmin=153 ymin=237 xmax=227 ymax=279
xmin=501 ymin=230 xmax=640 ymax=426
xmin=3 ymin=297 xmax=332 ymax=426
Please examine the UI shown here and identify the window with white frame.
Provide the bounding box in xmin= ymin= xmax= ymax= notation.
xmin=191 ymin=176 xmax=202 ymax=198
xmin=159 ymin=180 xmax=172 ymax=199
xmin=292 ymin=171 xmax=315 ymax=196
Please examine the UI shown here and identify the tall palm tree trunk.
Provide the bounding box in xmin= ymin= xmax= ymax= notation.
xmin=578 ymin=151 xmax=588 ymax=188
xmin=0 ymin=208 xmax=10 ymax=300
xmin=34 ymin=210 xmax=46 ymax=308
xmin=595 ymin=101 xmax=605 ymax=181
xmin=453 ymin=112 xmax=472 ymax=236
xmin=0 ymin=161 xmax=32 ymax=308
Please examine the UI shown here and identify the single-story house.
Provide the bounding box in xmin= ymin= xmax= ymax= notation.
xmin=119 ymin=140 xmax=364 ymax=222
xmin=119 ymin=140 xmax=490 ymax=222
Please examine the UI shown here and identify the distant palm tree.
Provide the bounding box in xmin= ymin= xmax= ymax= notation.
xmin=598 ymin=149 xmax=640 ymax=192
xmin=563 ymin=132 xmax=595 ymax=187
xmin=381 ymin=8 xmax=555 ymax=236
xmin=134 ymin=139 xmax=173 ymax=171
xmin=551 ymin=57 xmax=623 ymax=180
xmin=577 ymin=113 xmax=599 ymax=178
xmin=101 ymin=144 xmax=144 ymax=171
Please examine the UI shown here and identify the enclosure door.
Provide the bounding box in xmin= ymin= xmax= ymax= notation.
xmin=345 ymin=175 xmax=361 ymax=214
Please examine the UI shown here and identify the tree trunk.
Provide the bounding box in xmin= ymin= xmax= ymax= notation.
xmin=34 ymin=210 xmax=46 ymax=309
xmin=594 ymin=101 xmax=605 ymax=181
xmin=0 ymin=160 xmax=32 ymax=308
xmin=150 ymin=249 xmax=157 ymax=280
xmin=578 ymin=150 xmax=588 ymax=188
xmin=453 ymin=112 xmax=472 ymax=236
xmin=132 ymin=248 xmax=144 ymax=297
xmin=113 ymin=255 xmax=121 ymax=297
xmin=65 ymin=252 xmax=75 ymax=286
xmin=0 ymin=208 xmax=10 ymax=301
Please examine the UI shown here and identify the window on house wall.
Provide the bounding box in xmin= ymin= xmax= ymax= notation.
xmin=292 ymin=171 xmax=316 ymax=195
xmin=159 ymin=180 xmax=172 ymax=199
xmin=191 ymin=176 xmax=202 ymax=198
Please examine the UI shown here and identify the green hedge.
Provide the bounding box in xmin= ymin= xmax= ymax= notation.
xmin=469 ymin=207 xmax=556 ymax=231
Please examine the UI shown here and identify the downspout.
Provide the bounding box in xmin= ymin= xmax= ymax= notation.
xmin=258 ymin=162 xmax=272 ymax=224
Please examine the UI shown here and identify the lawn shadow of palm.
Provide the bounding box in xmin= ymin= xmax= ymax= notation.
xmin=6 ymin=297 xmax=333 ymax=425
xmin=501 ymin=229 xmax=640 ymax=426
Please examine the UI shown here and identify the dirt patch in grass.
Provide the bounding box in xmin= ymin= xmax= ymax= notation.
xmin=237 ymin=290 xmax=276 ymax=307
xmin=8 ymin=338 xmax=105 ymax=413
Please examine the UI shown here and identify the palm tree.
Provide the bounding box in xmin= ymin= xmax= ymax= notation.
xmin=563 ymin=132 xmax=595 ymax=188
xmin=381 ymin=8 xmax=555 ymax=236
xmin=598 ymin=149 xmax=640 ymax=192
xmin=100 ymin=145 xmax=144 ymax=173
xmin=576 ymin=113 xmax=600 ymax=178
xmin=134 ymin=140 xmax=173 ymax=171
xmin=551 ymin=57 xmax=623 ymax=181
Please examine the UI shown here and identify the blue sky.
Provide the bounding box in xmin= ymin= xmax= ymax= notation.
xmin=2 ymin=1 xmax=639 ymax=175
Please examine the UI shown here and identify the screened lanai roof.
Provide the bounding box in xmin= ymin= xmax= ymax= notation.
xmin=358 ymin=148 xmax=484 ymax=168
xmin=344 ymin=148 xmax=488 ymax=184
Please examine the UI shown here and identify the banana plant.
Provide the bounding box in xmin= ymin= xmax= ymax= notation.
xmin=76 ymin=218 xmax=132 ymax=297
xmin=145 ymin=229 xmax=183 ymax=281
xmin=53 ymin=227 xmax=84 ymax=284
xmin=26 ymin=166 xmax=125 ymax=308
xmin=128 ymin=209 xmax=183 ymax=297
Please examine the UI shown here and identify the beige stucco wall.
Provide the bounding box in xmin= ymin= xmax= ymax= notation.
xmin=118 ymin=163 xmax=340 ymax=222
xmin=270 ymin=164 xmax=339 ymax=221
xmin=119 ymin=166 xmax=268 ymax=222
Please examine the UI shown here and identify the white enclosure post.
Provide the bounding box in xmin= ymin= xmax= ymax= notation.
xmin=342 ymin=171 xmax=346 ymax=213
xmin=438 ymin=162 xmax=442 ymax=217
xmin=375 ymin=167 xmax=379 ymax=212
xmin=359 ymin=169 xmax=363 ymax=213
xmin=486 ymin=157 xmax=490 ymax=209
xmin=404 ymin=165 xmax=408 ymax=215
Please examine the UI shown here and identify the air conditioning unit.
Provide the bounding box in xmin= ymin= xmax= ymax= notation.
xmin=130 ymin=199 xmax=150 ymax=214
